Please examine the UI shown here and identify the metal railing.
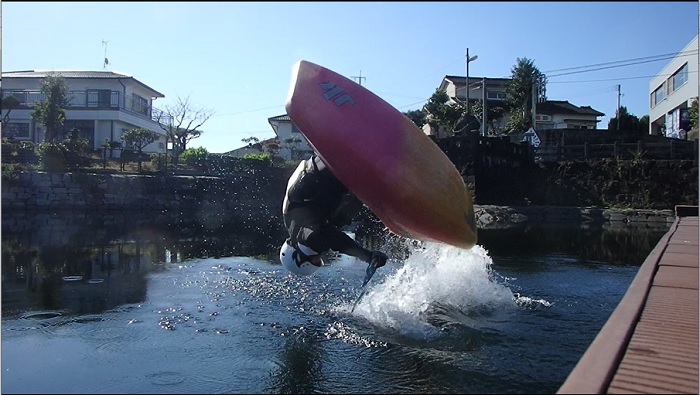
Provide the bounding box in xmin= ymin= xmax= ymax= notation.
xmin=3 ymin=89 xmax=169 ymax=126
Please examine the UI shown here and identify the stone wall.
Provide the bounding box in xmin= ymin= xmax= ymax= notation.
xmin=474 ymin=205 xmax=676 ymax=230
xmin=2 ymin=165 xmax=687 ymax=231
xmin=475 ymin=159 xmax=698 ymax=210
xmin=2 ymin=168 xmax=295 ymax=220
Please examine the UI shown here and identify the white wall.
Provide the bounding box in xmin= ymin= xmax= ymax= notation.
xmin=648 ymin=35 xmax=699 ymax=135
xmin=2 ymin=75 xmax=166 ymax=149
xmin=269 ymin=118 xmax=313 ymax=161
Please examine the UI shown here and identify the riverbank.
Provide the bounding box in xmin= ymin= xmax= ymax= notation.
xmin=474 ymin=205 xmax=674 ymax=230
xmin=1 ymin=170 xmax=679 ymax=231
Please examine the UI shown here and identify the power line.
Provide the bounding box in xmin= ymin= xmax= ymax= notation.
xmin=543 ymin=49 xmax=698 ymax=74
xmin=548 ymin=69 xmax=698 ymax=84
xmin=212 ymin=104 xmax=284 ymax=118
xmin=547 ymin=50 xmax=697 ymax=78
xmin=396 ymin=99 xmax=430 ymax=110
xmin=213 ymin=48 xmax=697 ymax=119
xmin=387 ymin=56 xmax=464 ymax=89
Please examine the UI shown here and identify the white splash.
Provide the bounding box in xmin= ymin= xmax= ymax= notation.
xmin=352 ymin=241 xmax=516 ymax=339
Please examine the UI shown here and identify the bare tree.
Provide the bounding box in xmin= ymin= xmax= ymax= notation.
xmin=155 ymin=95 xmax=213 ymax=161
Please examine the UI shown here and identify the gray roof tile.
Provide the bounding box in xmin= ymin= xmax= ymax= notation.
xmin=2 ymin=70 xmax=164 ymax=97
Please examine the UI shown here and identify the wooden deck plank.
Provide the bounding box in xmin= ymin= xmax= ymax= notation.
xmin=652 ymin=266 xmax=698 ymax=289
xmin=664 ymin=243 xmax=700 ymax=255
xmin=558 ymin=209 xmax=699 ymax=394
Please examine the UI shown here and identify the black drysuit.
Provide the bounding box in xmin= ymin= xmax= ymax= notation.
xmin=282 ymin=154 xmax=373 ymax=263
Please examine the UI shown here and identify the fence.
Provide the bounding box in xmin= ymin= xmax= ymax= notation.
xmin=538 ymin=139 xmax=698 ymax=162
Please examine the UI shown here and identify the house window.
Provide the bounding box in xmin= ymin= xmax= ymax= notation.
xmin=64 ymin=120 xmax=95 ymax=147
xmin=87 ymin=91 xmax=98 ymax=107
xmin=131 ymin=94 xmax=149 ymax=115
xmin=4 ymin=122 xmax=30 ymax=138
xmin=487 ymin=91 xmax=508 ymax=100
xmin=111 ymin=91 xmax=120 ymax=108
xmin=652 ymin=84 xmax=665 ymax=107
xmin=7 ymin=91 xmax=28 ymax=105
xmin=26 ymin=91 xmax=46 ymax=106
xmin=671 ymin=63 xmax=688 ymax=92
xmin=87 ymin=90 xmax=113 ymax=108
xmin=68 ymin=91 xmax=87 ymax=107
xmin=291 ymin=123 xmax=302 ymax=134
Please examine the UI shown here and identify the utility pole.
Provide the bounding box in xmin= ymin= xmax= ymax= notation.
xmin=466 ymin=48 xmax=470 ymax=115
xmin=532 ymin=80 xmax=537 ymax=129
xmin=465 ymin=48 xmax=478 ymax=115
xmin=482 ymin=78 xmax=487 ymax=136
xmin=351 ymin=70 xmax=366 ymax=86
xmin=616 ymin=84 xmax=621 ymax=131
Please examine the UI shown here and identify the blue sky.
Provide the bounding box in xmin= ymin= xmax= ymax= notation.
xmin=3 ymin=2 xmax=698 ymax=153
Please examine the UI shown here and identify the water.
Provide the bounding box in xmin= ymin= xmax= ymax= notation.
xmin=1 ymin=211 xmax=668 ymax=394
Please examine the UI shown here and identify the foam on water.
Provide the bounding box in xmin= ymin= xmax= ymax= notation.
xmin=351 ymin=241 xmax=518 ymax=339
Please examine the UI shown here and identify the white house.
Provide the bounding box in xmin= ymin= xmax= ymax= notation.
xmin=267 ymin=114 xmax=314 ymax=161
xmin=534 ymin=100 xmax=604 ymax=129
xmin=424 ymin=75 xmax=512 ymax=136
xmin=426 ymin=75 xmax=604 ymax=137
xmin=648 ymin=34 xmax=699 ymax=139
xmin=1 ymin=70 xmax=168 ymax=153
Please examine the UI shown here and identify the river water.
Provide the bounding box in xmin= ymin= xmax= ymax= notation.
xmin=1 ymin=211 xmax=667 ymax=394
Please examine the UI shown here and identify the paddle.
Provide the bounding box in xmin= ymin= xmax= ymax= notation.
xmin=350 ymin=264 xmax=378 ymax=313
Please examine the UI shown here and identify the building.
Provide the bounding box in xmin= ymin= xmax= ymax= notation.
xmin=534 ymin=100 xmax=605 ymax=130
xmin=1 ymin=70 xmax=167 ymax=153
xmin=267 ymin=114 xmax=314 ymax=161
xmin=225 ymin=137 xmax=278 ymax=158
xmin=425 ymin=75 xmax=512 ymax=136
xmin=428 ymin=75 xmax=604 ymax=137
xmin=648 ymin=34 xmax=699 ymax=139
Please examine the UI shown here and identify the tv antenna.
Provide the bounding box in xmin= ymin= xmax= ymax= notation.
xmin=102 ymin=40 xmax=110 ymax=69
xmin=351 ymin=70 xmax=366 ymax=86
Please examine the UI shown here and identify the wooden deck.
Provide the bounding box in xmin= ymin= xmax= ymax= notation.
xmin=558 ymin=205 xmax=699 ymax=394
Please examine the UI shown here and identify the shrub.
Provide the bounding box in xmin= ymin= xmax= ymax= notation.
xmin=1 ymin=163 xmax=20 ymax=183
xmin=37 ymin=142 xmax=68 ymax=171
xmin=243 ymin=153 xmax=272 ymax=166
xmin=180 ymin=147 xmax=209 ymax=167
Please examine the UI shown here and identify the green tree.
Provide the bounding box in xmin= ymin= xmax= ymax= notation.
xmin=155 ymin=95 xmax=213 ymax=162
xmin=121 ymin=127 xmax=159 ymax=172
xmin=607 ymin=106 xmax=646 ymax=134
xmin=689 ymin=99 xmax=698 ymax=130
xmin=284 ymin=137 xmax=304 ymax=160
xmin=423 ymin=88 xmax=465 ymax=137
xmin=402 ymin=109 xmax=427 ymax=128
xmin=505 ymin=57 xmax=546 ymax=134
xmin=469 ymin=101 xmax=507 ymax=136
xmin=30 ymin=73 xmax=70 ymax=142
xmin=241 ymin=136 xmax=262 ymax=150
xmin=180 ymin=146 xmax=209 ymax=167
xmin=241 ymin=136 xmax=281 ymax=160
xmin=1 ymin=92 xmax=20 ymax=125
xmin=639 ymin=115 xmax=649 ymax=135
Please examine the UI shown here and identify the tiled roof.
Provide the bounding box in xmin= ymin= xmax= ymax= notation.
xmin=2 ymin=70 xmax=165 ymax=97
xmin=444 ymin=75 xmax=512 ymax=85
xmin=267 ymin=114 xmax=291 ymax=122
xmin=3 ymin=70 xmax=132 ymax=79
xmin=537 ymin=100 xmax=604 ymax=117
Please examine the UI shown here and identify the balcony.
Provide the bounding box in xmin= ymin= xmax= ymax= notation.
xmin=3 ymin=89 xmax=170 ymax=126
